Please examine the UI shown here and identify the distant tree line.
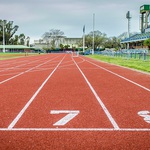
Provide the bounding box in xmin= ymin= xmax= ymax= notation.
xmin=42 ymin=29 xmax=121 ymax=51
xmin=41 ymin=29 xmax=150 ymax=51
xmin=0 ymin=20 xmax=30 ymax=46
xmin=79 ymin=30 xmax=121 ymax=50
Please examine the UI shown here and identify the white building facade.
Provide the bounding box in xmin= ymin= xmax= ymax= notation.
xmin=34 ymin=37 xmax=82 ymax=50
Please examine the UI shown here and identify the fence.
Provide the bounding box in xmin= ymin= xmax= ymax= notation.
xmin=96 ymin=49 xmax=150 ymax=61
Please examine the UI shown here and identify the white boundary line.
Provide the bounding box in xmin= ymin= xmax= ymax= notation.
xmin=72 ymin=57 xmax=120 ymax=130
xmin=0 ymin=55 xmax=60 ymax=85
xmin=86 ymin=59 xmax=150 ymax=92
xmin=1 ymin=55 xmax=149 ymax=132
xmin=0 ymin=128 xmax=150 ymax=131
xmin=0 ymin=58 xmax=43 ymax=73
xmin=8 ymin=55 xmax=66 ymax=129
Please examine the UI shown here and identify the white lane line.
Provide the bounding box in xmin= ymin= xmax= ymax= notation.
xmin=0 ymin=55 xmax=60 ymax=85
xmin=0 ymin=60 xmax=28 ymax=68
xmin=59 ymin=59 xmax=85 ymax=68
xmin=86 ymin=59 xmax=150 ymax=92
xmin=0 ymin=128 xmax=150 ymax=131
xmin=72 ymin=58 xmax=120 ymax=130
xmin=0 ymin=58 xmax=42 ymax=73
xmin=8 ymin=55 xmax=66 ymax=129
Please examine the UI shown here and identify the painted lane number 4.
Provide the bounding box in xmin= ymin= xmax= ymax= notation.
xmin=138 ymin=110 xmax=150 ymax=124
xmin=50 ymin=110 xmax=80 ymax=126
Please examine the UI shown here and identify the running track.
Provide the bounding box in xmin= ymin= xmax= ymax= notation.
xmin=0 ymin=54 xmax=149 ymax=149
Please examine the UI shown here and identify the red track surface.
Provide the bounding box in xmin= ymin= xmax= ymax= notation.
xmin=0 ymin=54 xmax=150 ymax=149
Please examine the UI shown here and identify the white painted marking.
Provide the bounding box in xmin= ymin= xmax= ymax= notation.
xmin=72 ymin=58 xmax=120 ymax=130
xmin=86 ymin=59 xmax=150 ymax=92
xmin=0 ymin=58 xmax=40 ymax=73
xmin=138 ymin=111 xmax=150 ymax=123
xmin=8 ymin=55 xmax=66 ymax=129
xmin=50 ymin=110 xmax=80 ymax=126
xmin=0 ymin=128 xmax=150 ymax=131
xmin=0 ymin=55 xmax=60 ymax=85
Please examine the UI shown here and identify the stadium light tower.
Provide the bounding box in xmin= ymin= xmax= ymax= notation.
xmin=140 ymin=5 xmax=150 ymax=33
xmin=126 ymin=11 xmax=131 ymax=49
xmin=92 ymin=13 xmax=95 ymax=55
xmin=2 ymin=20 xmax=6 ymax=53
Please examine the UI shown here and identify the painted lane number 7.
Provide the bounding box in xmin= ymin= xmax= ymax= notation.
xmin=50 ymin=110 xmax=80 ymax=126
xmin=138 ymin=110 xmax=150 ymax=124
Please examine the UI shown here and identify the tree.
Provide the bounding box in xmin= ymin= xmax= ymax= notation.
xmin=13 ymin=35 xmax=19 ymax=45
xmin=0 ymin=19 xmax=30 ymax=46
xmin=59 ymin=44 xmax=64 ymax=50
xmin=0 ymin=20 xmax=19 ymax=45
xmin=144 ymin=38 xmax=150 ymax=50
xmin=64 ymin=44 xmax=70 ymax=50
xmin=42 ymin=29 xmax=65 ymax=49
xmin=19 ymin=33 xmax=25 ymax=45
xmin=25 ymin=36 xmax=30 ymax=46
xmin=84 ymin=30 xmax=107 ymax=50
xmin=104 ymin=36 xmax=121 ymax=50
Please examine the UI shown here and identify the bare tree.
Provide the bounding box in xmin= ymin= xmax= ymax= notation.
xmin=42 ymin=29 xmax=65 ymax=49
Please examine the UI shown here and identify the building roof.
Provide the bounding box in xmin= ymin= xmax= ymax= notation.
xmin=0 ymin=45 xmax=31 ymax=49
xmin=121 ymin=32 xmax=150 ymax=43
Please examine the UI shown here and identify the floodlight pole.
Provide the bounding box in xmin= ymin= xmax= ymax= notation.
xmin=126 ymin=11 xmax=131 ymax=49
xmin=2 ymin=20 xmax=5 ymax=53
xmin=83 ymin=25 xmax=85 ymax=53
xmin=92 ymin=13 xmax=95 ymax=55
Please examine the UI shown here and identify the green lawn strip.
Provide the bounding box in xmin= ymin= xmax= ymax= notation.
xmin=87 ymin=55 xmax=150 ymax=73
xmin=0 ymin=53 xmax=40 ymax=60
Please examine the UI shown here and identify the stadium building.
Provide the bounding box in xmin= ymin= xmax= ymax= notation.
xmin=33 ymin=37 xmax=81 ymax=51
xmin=121 ymin=5 xmax=150 ymax=49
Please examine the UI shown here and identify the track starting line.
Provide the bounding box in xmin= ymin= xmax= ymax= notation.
xmin=0 ymin=128 xmax=150 ymax=131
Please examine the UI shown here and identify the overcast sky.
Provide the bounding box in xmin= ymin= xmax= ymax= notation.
xmin=0 ymin=0 xmax=150 ymax=43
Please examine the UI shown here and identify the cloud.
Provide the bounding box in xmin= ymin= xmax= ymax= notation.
xmin=0 ymin=0 xmax=150 ymax=43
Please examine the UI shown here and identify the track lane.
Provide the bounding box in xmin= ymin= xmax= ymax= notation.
xmin=0 ymin=55 xmax=46 ymax=70
xmin=12 ymin=54 xmax=114 ymax=129
xmin=0 ymin=54 xmax=60 ymax=84
xmin=0 ymin=55 xmax=52 ymax=83
xmin=72 ymin=57 xmax=119 ymax=129
xmin=75 ymin=56 xmax=150 ymax=129
xmin=0 ymin=54 xmax=64 ymax=128
xmin=0 ymin=54 xmax=150 ymax=150
xmin=85 ymin=56 xmax=150 ymax=89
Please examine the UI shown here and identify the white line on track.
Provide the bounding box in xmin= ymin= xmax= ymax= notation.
xmin=86 ymin=59 xmax=150 ymax=92
xmin=0 ymin=58 xmax=43 ymax=73
xmin=0 ymin=60 xmax=28 ymax=67
xmin=0 ymin=128 xmax=150 ymax=131
xmin=59 ymin=59 xmax=85 ymax=68
xmin=72 ymin=57 xmax=120 ymax=130
xmin=8 ymin=55 xmax=66 ymax=130
xmin=0 ymin=55 xmax=60 ymax=85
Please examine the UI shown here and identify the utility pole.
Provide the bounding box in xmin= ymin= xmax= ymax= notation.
xmin=2 ymin=20 xmax=5 ymax=53
xmin=83 ymin=25 xmax=85 ymax=53
xmin=126 ymin=11 xmax=131 ymax=49
xmin=92 ymin=13 xmax=95 ymax=55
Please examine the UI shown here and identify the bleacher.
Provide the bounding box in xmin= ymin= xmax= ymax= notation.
xmin=121 ymin=32 xmax=150 ymax=43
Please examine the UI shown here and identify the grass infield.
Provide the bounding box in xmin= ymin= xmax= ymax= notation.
xmin=0 ymin=53 xmax=40 ymax=60
xmin=87 ymin=55 xmax=150 ymax=73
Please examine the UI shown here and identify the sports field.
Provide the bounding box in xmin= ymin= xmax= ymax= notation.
xmin=0 ymin=53 xmax=150 ymax=149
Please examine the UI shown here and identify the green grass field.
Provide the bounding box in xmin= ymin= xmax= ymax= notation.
xmin=87 ymin=55 xmax=150 ymax=73
xmin=0 ymin=53 xmax=40 ymax=60
xmin=1 ymin=53 xmax=149 ymax=73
